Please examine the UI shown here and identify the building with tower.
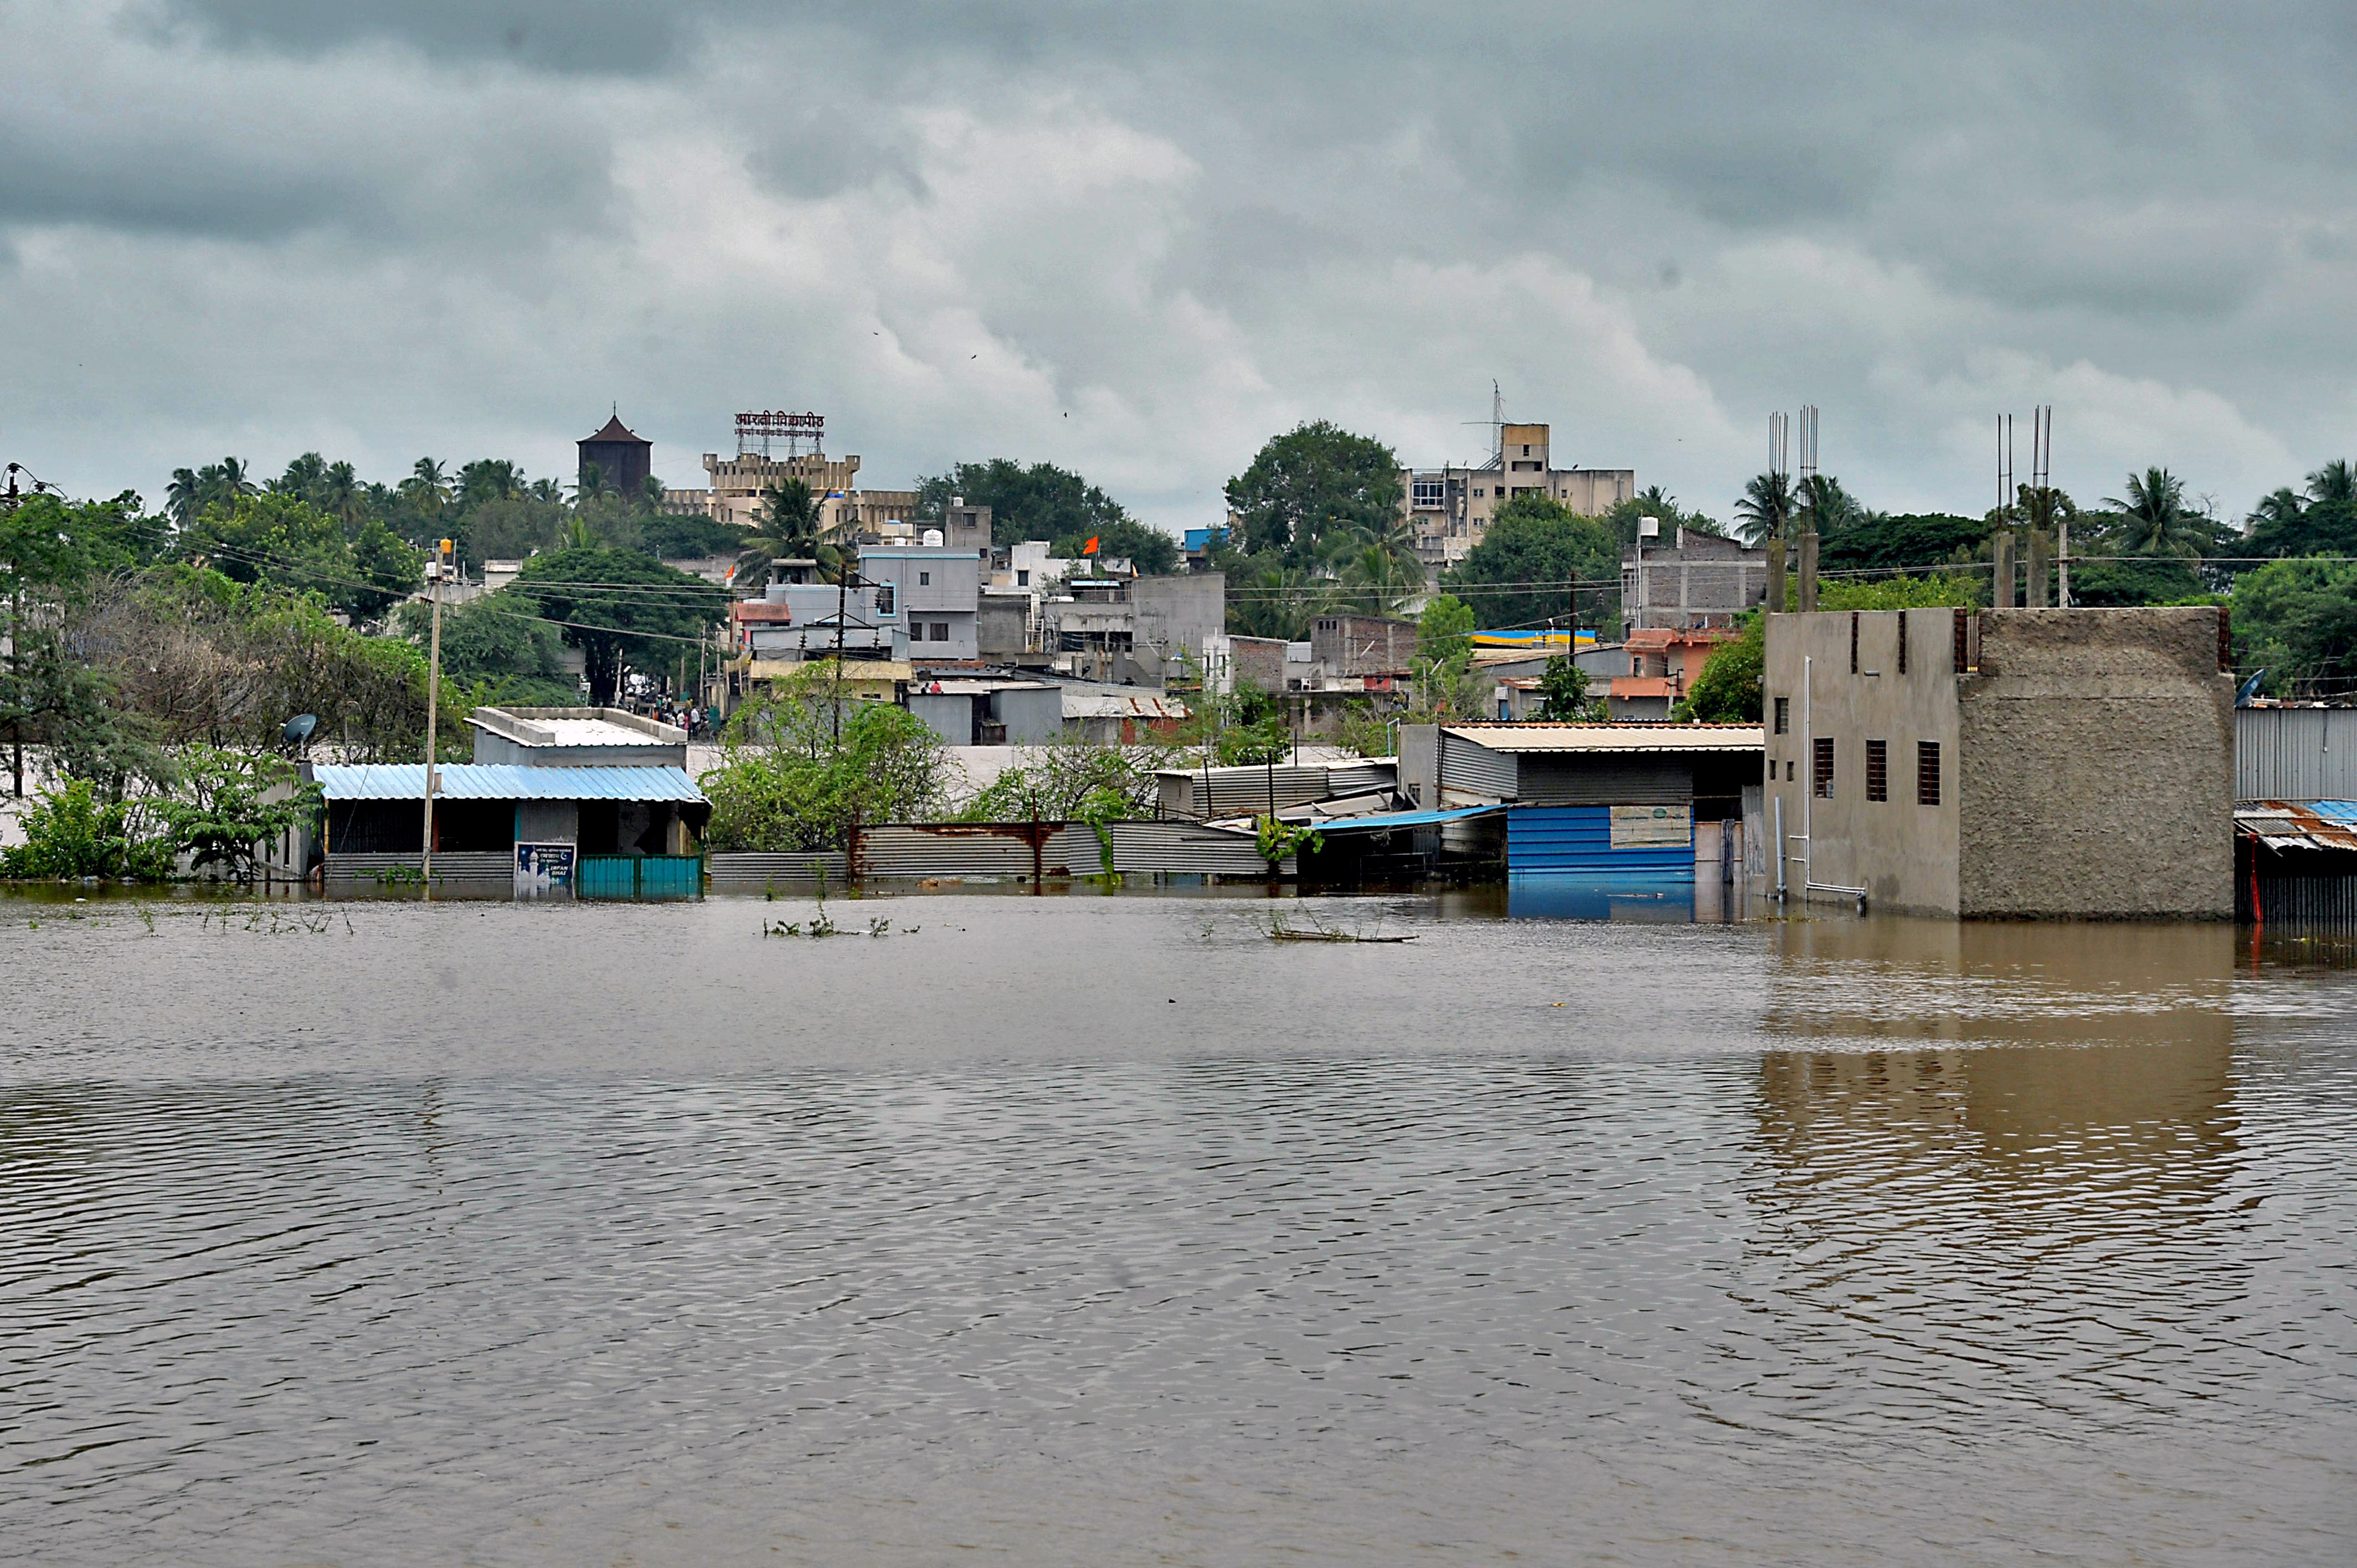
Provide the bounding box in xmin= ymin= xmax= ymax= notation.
xmin=578 ymin=412 xmax=653 ymax=499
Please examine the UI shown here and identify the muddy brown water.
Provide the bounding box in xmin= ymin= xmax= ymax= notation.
xmin=2 ymin=889 xmax=2353 ymax=1565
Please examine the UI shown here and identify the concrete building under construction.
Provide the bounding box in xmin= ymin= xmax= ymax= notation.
xmin=1399 ymin=422 xmax=1634 ymax=572
xmin=1759 ymin=606 xmax=2235 ymax=919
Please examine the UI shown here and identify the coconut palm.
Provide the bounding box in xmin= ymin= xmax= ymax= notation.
xmin=1793 ymin=473 xmax=1858 ymax=538
xmin=458 ymin=458 xmax=523 ymax=511
xmin=402 ymin=457 xmax=451 ymax=517
xmin=318 ymin=461 xmax=364 ymax=525
xmin=215 ymin=457 xmax=258 ymax=500
xmin=271 ymin=451 xmax=327 ymax=500
xmin=2105 ymin=467 xmax=2204 ymax=557
xmin=733 ymin=481 xmax=840 ymax=586
xmin=1733 ymin=470 xmax=1796 ymax=545
xmin=2306 ymin=460 xmax=2356 ymax=507
xmin=1336 ymin=540 xmax=1422 ymax=617
xmin=572 ymin=462 xmax=611 ymax=506
xmin=2248 ymin=486 xmax=2305 ymax=534
xmin=165 ymin=468 xmax=204 ymax=527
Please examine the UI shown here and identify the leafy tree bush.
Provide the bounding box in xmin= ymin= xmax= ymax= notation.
xmin=1532 ymin=656 xmax=1606 ymax=721
xmin=510 ymin=548 xmax=725 ymax=705
xmin=178 ymin=493 xmax=421 ymax=622
xmin=0 ymin=777 xmax=174 ymax=881
xmin=960 ymin=738 xmax=1157 ymax=822
xmin=1672 ymin=617 xmax=1763 ymax=724
xmin=1442 ymin=495 xmax=1619 ymax=632
xmin=2229 ymin=556 xmax=2357 ymax=697
xmin=151 ymin=747 xmax=321 ymax=883
xmin=1418 ymin=594 xmax=1474 ymax=663
xmin=394 ymin=590 xmax=578 ymax=706
xmin=914 ymin=460 xmax=1176 ymax=572
xmin=1224 ymin=422 xmax=1402 ymax=560
xmin=701 ymin=667 xmax=949 ymax=850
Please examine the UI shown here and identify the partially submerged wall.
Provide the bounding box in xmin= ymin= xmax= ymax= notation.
xmin=1958 ymin=608 xmax=2234 ymax=918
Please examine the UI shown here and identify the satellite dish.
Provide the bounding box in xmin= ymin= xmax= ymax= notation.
xmin=2235 ymin=670 xmax=2268 ymax=707
xmin=282 ymin=713 xmax=320 ymax=744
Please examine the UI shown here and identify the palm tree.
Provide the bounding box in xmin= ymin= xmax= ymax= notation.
xmin=734 ymin=481 xmax=838 ymax=585
xmin=459 ymin=459 xmax=523 ymax=511
xmin=319 ymin=461 xmax=364 ymax=526
xmin=2106 ymin=467 xmax=2204 ymax=557
xmin=402 ymin=457 xmax=451 ymax=517
xmin=2247 ymin=486 xmax=2305 ymax=535
xmin=1337 ymin=541 xmax=1421 ymax=616
xmin=1733 ymin=470 xmax=1795 ymax=546
xmin=573 ymin=462 xmax=611 ymax=507
xmin=271 ymin=451 xmax=327 ymax=500
xmin=2306 ymin=460 xmax=2356 ymax=507
xmin=217 ymin=457 xmax=258 ymax=499
xmin=528 ymin=477 xmax=565 ymax=505
xmin=166 ymin=468 xmax=203 ymax=528
xmin=1794 ymin=473 xmax=1857 ymax=538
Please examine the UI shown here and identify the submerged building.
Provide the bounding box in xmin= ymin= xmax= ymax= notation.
xmin=1759 ymin=607 xmax=2235 ymax=918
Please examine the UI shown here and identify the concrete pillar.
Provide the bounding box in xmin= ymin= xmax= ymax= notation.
xmin=1798 ymin=530 xmax=1819 ymax=613
xmin=2026 ymin=529 xmax=2051 ymax=607
xmin=1991 ymin=530 xmax=2016 ymax=608
xmin=1766 ymin=533 xmax=1787 ymax=613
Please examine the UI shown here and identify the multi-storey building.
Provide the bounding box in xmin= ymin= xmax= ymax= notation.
xmin=1400 ymin=424 xmax=1634 ymax=573
xmin=662 ymin=448 xmax=919 ymax=540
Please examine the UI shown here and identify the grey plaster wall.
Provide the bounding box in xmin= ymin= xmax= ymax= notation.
xmin=1958 ymin=608 xmax=2233 ymax=918
xmin=1762 ymin=610 xmax=1963 ymax=915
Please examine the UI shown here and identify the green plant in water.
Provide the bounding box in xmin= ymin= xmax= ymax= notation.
xmin=1254 ymin=816 xmax=1323 ymax=867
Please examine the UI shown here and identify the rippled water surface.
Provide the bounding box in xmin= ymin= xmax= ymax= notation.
xmin=3 ymin=891 xmax=2355 ymax=1566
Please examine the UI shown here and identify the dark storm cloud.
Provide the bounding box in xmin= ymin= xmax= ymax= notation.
xmin=4 ymin=0 xmax=2354 ymax=522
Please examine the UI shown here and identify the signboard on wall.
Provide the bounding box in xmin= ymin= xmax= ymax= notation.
xmin=514 ymin=842 xmax=577 ymax=900
xmin=1608 ymin=804 xmax=1691 ymax=849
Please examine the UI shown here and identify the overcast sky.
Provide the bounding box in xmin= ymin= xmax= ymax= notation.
xmin=4 ymin=1 xmax=2352 ymax=532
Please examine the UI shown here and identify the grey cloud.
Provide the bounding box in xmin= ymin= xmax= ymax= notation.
xmin=8 ymin=0 xmax=2357 ymax=524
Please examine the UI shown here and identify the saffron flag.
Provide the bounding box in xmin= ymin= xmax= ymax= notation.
xmin=1083 ymin=537 xmax=1100 ymax=554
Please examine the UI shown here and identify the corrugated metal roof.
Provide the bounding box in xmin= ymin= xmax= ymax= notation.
xmin=1308 ymin=804 xmax=1506 ymax=835
xmin=2234 ymin=800 xmax=2357 ymax=854
xmin=1442 ymin=723 xmax=1764 ymax=753
xmin=315 ymin=764 xmax=708 ymax=803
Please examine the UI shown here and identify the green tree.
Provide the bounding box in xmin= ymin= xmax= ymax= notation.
xmin=2308 ymin=459 xmax=2357 ymax=507
xmin=2247 ymin=495 xmax=2357 ymax=561
xmin=1672 ymin=617 xmax=1764 ymax=723
xmin=1223 ymin=422 xmax=1402 ymax=560
xmin=701 ymin=666 xmax=948 ymax=849
xmin=1418 ymin=594 xmax=1474 ymax=663
xmin=178 ymin=493 xmax=420 ymax=622
xmin=2229 ymin=556 xmax=2357 ymax=698
xmin=912 ymin=460 xmax=1178 ymax=570
xmin=2106 ymin=467 xmax=2207 ymax=558
xmin=510 ymin=548 xmax=725 ymax=705
xmin=394 ymin=590 xmax=578 ymax=706
xmin=151 ymin=746 xmax=321 ymax=883
xmin=0 ymin=776 xmax=175 ymax=881
xmin=1441 ymin=494 xmax=1619 ymax=633
xmin=1733 ymin=470 xmax=1796 ymax=546
xmin=959 ymin=736 xmax=1157 ymax=822
xmin=1819 ymin=512 xmax=1991 ymax=575
xmin=1532 ymin=655 xmax=1607 ymax=721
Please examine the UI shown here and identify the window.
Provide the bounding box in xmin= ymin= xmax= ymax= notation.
xmin=919 ymin=570 xmax=931 ymax=586
xmin=929 ymin=622 xmax=950 ymax=642
xmin=1813 ymin=737 xmax=1834 ymax=798
xmin=1016 ymin=569 xmax=1030 ymax=586
xmin=1918 ymin=741 xmax=1941 ymax=806
xmin=1632 ymin=657 xmax=1644 ymax=677
xmin=1773 ymin=696 xmax=1789 ymax=735
xmin=1867 ymin=739 xmax=1888 ymax=802
xmin=1412 ymin=478 xmax=1445 ymax=508
xmin=873 ymin=584 xmax=894 ymax=616
xmin=1788 ymin=760 xmax=1797 ymax=781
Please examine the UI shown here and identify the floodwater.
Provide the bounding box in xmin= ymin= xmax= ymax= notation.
xmin=2 ymin=889 xmax=2354 ymax=1566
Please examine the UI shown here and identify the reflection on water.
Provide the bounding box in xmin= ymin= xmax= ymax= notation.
xmin=2 ymin=894 xmax=2355 ymax=1566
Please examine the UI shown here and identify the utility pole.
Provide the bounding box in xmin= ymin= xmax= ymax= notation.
xmin=420 ymin=538 xmax=450 ymax=900
xmin=832 ymin=557 xmax=850 ymax=742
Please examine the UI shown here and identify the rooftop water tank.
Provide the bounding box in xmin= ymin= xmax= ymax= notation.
xmin=922 ymin=528 xmax=945 ymax=548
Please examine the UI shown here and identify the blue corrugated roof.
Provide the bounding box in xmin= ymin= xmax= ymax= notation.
xmin=313 ymin=764 xmax=707 ymax=803
xmin=2308 ymin=800 xmax=2357 ymax=826
xmin=1311 ymin=804 xmax=1505 ymax=835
